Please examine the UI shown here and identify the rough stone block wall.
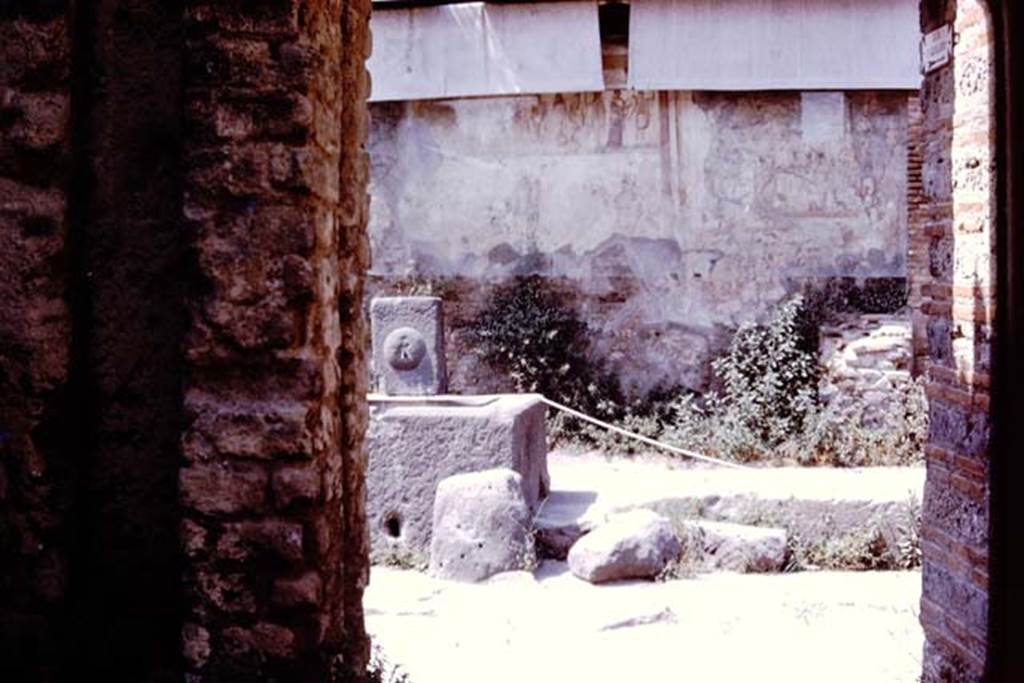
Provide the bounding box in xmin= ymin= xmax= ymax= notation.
xmin=2 ymin=1 xmax=373 ymax=679
xmin=179 ymin=0 xmax=370 ymax=678
xmin=0 ymin=4 xmax=74 ymax=679
xmin=918 ymin=0 xmax=995 ymax=680
xmin=818 ymin=315 xmax=914 ymax=427
xmin=338 ymin=0 xmax=373 ymax=670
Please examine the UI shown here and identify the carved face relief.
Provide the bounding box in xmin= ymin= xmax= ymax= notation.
xmin=383 ymin=327 xmax=427 ymax=371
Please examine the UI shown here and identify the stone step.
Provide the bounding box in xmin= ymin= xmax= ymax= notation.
xmin=680 ymin=519 xmax=788 ymax=573
xmin=534 ymin=451 xmax=924 ymax=567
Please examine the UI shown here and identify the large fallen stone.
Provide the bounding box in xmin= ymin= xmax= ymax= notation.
xmin=567 ymin=509 xmax=681 ymax=584
xmin=681 ymin=520 xmax=788 ymax=573
xmin=429 ymin=469 xmax=535 ymax=582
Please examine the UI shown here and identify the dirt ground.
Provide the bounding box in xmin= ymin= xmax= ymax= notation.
xmin=366 ymin=564 xmax=923 ymax=683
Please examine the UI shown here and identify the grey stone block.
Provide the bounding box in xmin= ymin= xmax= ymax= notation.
xmin=367 ymin=394 xmax=548 ymax=563
xmin=370 ymin=296 xmax=447 ymax=395
xmin=429 ymin=469 xmax=534 ymax=582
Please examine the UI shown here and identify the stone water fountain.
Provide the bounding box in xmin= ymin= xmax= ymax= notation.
xmin=366 ymin=296 xmax=549 ymax=563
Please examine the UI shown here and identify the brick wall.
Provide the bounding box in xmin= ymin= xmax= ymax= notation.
xmin=0 ymin=4 xmax=74 ymax=679
xmin=907 ymin=92 xmax=929 ymax=376
xmin=918 ymin=0 xmax=996 ymax=680
xmin=179 ymin=0 xmax=369 ymax=678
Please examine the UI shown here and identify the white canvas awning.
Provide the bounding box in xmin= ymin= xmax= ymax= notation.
xmin=628 ymin=0 xmax=921 ymax=91
xmin=367 ymin=2 xmax=605 ymax=102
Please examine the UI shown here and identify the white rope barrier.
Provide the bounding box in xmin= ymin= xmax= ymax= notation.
xmin=537 ymin=395 xmax=752 ymax=471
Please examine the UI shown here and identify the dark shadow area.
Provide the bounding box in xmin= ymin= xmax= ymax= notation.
xmin=65 ymin=1 xmax=185 ymax=679
xmin=988 ymin=2 xmax=1024 ymax=681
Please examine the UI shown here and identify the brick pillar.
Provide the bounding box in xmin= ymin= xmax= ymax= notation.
xmin=918 ymin=0 xmax=995 ymax=680
xmin=0 ymin=4 xmax=74 ymax=679
xmin=179 ymin=1 xmax=368 ymax=678
xmin=907 ymin=93 xmax=929 ymax=376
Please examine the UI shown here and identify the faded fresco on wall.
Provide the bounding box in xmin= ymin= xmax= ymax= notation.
xmin=368 ymin=89 xmax=910 ymax=393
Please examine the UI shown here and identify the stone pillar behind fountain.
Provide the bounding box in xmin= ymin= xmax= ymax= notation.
xmin=367 ymin=296 xmax=548 ymax=565
xmin=370 ymin=296 xmax=447 ymax=395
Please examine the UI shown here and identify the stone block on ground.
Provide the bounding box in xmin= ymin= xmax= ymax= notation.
xmin=567 ymin=509 xmax=681 ymax=584
xmin=681 ymin=520 xmax=788 ymax=573
xmin=429 ymin=469 xmax=534 ymax=582
xmin=370 ymin=296 xmax=447 ymax=395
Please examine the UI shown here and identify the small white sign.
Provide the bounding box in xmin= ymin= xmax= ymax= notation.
xmin=921 ymin=24 xmax=954 ymax=75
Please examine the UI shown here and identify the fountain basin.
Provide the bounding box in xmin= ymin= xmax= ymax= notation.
xmin=367 ymin=393 xmax=549 ymax=563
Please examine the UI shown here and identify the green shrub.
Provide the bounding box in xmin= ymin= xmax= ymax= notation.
xmin=468 ymin=276 xmax=680 ymax=445
xmin=664 ymin=295 xmax=820 ymax=462
xmin=664 ymin=294 xmax=927 ymax=466
xmin=711 ymin=294 xmax=819 ymax=443
xmin=470 ymin=276 xmax=616 ymax=404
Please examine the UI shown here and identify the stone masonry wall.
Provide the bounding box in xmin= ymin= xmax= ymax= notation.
xmin=0 ymin=4 xmax=74 ymax=680
xmin=337 ymin=0 xmax=373 ymax=671
xmin=179 ymin=1 xmax=368 ymax=679
xmin=818 ymin=315 xmax=914 ymax=427
xmin=1 ymin=1 xmax=372 ymax=680
xmin=918 ymin=0 xmax=996 ymax=680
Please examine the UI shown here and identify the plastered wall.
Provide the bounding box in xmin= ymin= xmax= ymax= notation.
xmin=369 ymin=89 xmax=912 ymax=392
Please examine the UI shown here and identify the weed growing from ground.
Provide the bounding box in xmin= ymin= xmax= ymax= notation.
xmin=781 ymin=498 xmax=922 ymax=572
xmin=374 ymin=546 xmax=428 ymax=572
xmin=334 ymin=645 xmax=411 ymax=683
xmin=366 ymin=646 xmax=410 ymax=683
xmin=468 ymin=276 xmax=682 ymax=445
